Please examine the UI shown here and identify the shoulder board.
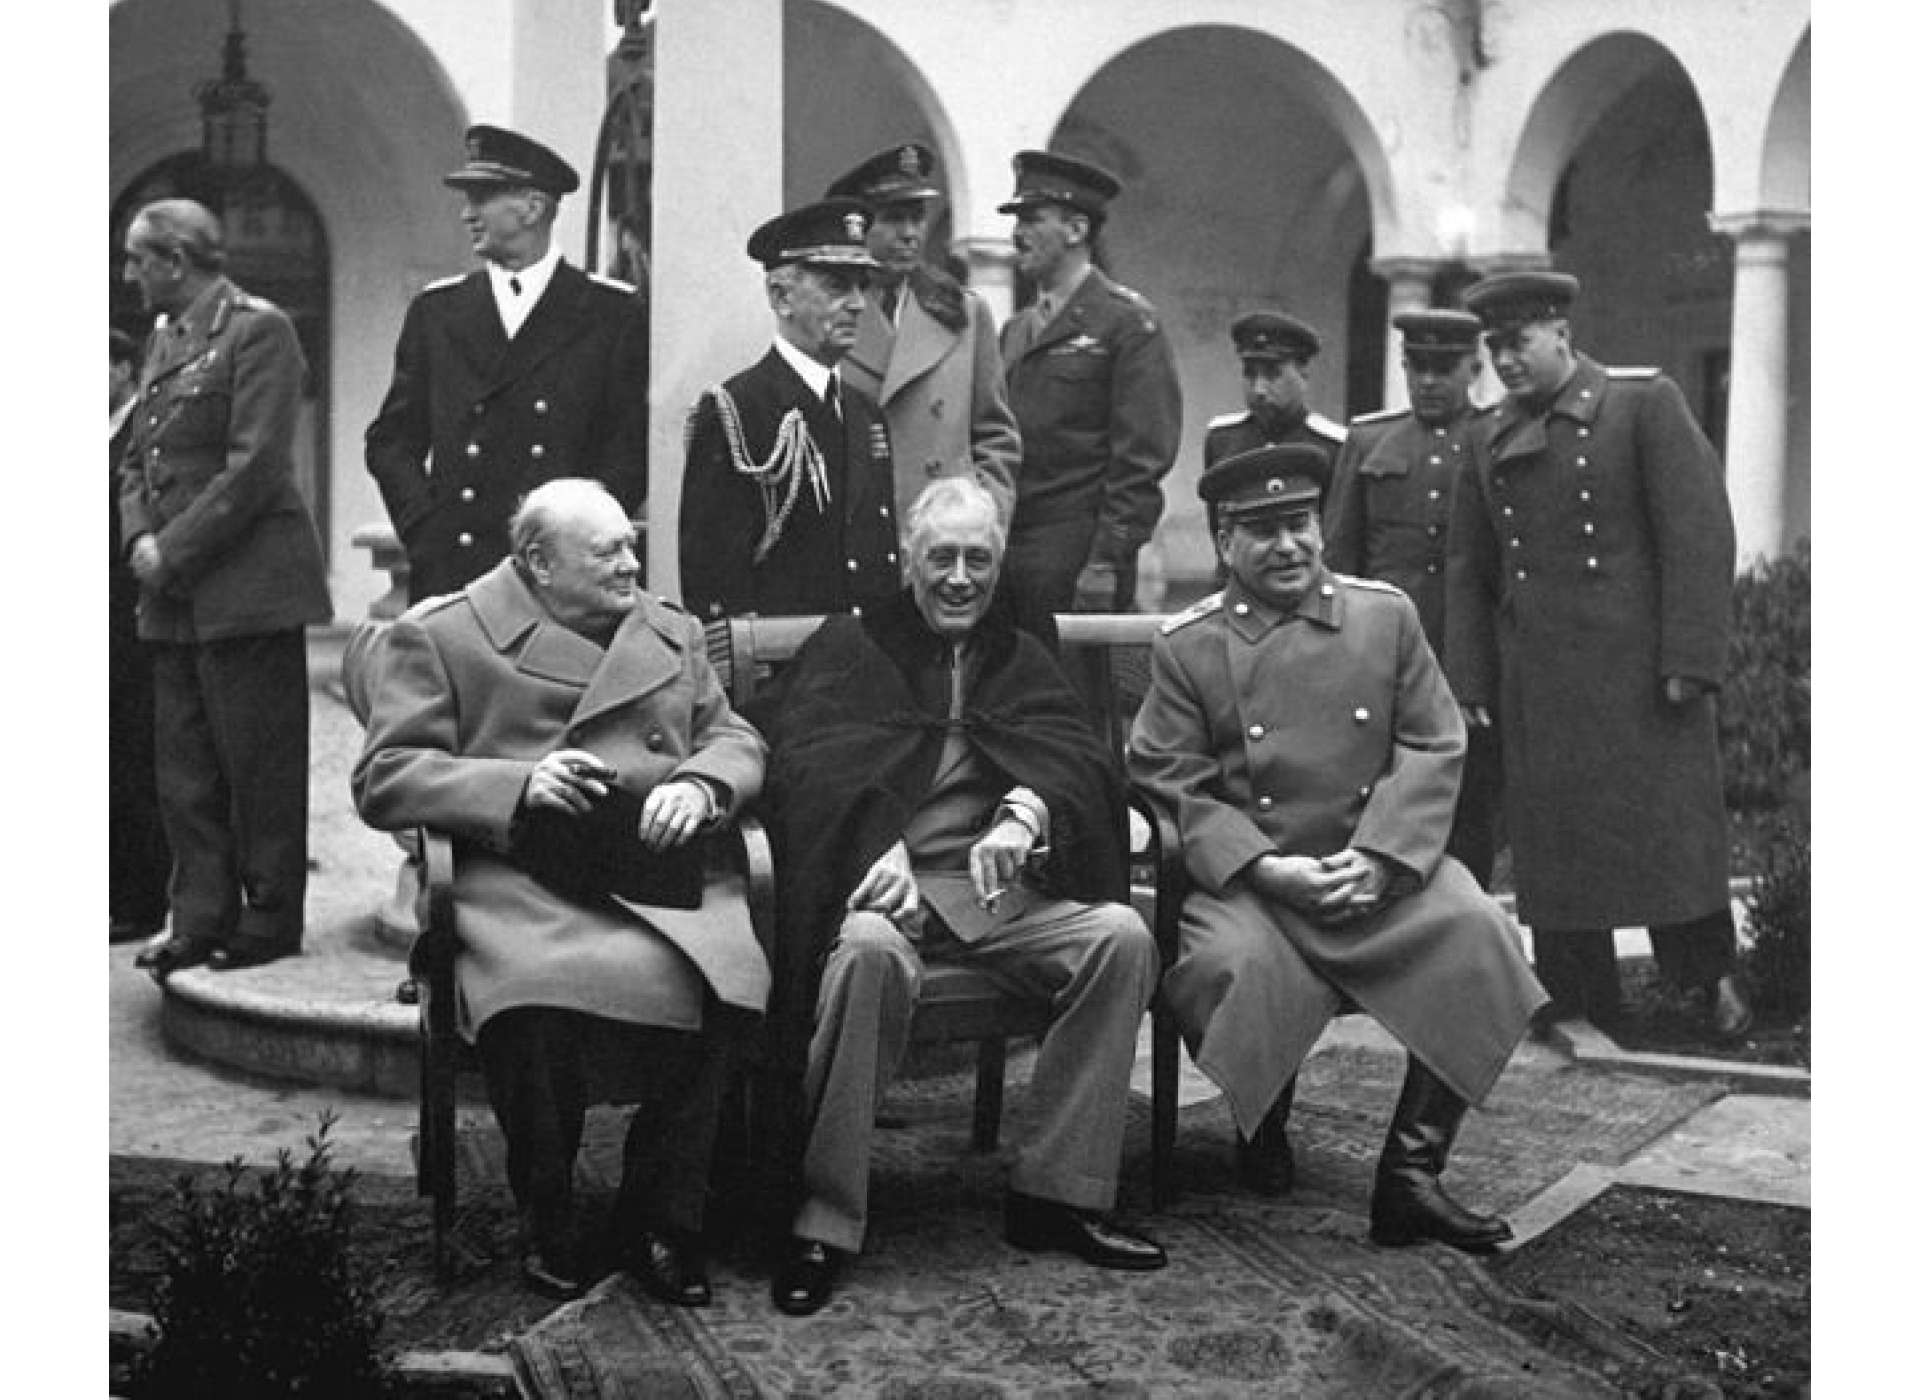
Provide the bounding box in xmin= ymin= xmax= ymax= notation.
xmin=1348 ymin=406 xmax=1408 ymax=426
xmin=229 ymin=291 xmax=277 ymax=313
xmin=1606 ymin=366 xmax=1660 ymax=380
xmin=421 ymin=273 xmax=467 ymax=294
xmin=589 ymin=271 xmax=637 ymax=294
xmin=1207 ymin=410 xmax=1251 ymax=431
xmin=1161 ymin=592 xmax=1223 ymax=634
xmin=1336 ymin=572 xmax=1406 ymax=598
xmin=652 ymin=593 xmax=689 ymax=615
xmin=403 ymin=589 xmax=465 ymax=620
xmin=1306 ymin=412 xmax=1349 ymax=443
xmin=1107 ymin=281 xmax=1150 ymax=306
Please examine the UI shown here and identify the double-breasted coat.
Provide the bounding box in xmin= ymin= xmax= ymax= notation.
xmin=678 ymin=348 xmax=900 ymax=621
xmin=117 ymin=278 xmax=332 ymax=642
xmin=1444 ymin=355 xmax=1735 ymax=930
xmin=364 ymin=263 xmax=649 ymax=602
xmin=351 ymin=559 xmax=770 ymax=1041
xmin=1128 ymin=573 xmax=1544 ymax=1134
xmin=837 ymin=265 xmax=1021 ymax=526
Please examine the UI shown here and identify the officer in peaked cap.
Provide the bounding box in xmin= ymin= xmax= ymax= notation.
xmin=679 ymin=197 xmax=899 ymax=622
xmin=367 ymin=122 xmax=645 ymax=603
xmin=1323 ymin=305 xmax=1498 ymax=885
xmin=1203 ymin=312 xmax=1347 ymax=540
xmin=1197 ymin=441 xmax=1331 ymax=521
xmin=823 ymin=144 xmax=1022 ymax=527
xmin=998 ymin=149 xmax=1181 ymax=618
xmin=1447 ymin=264 xmax=1751 ymax=1040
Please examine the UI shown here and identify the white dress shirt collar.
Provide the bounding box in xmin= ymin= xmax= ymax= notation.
xmin=771 ymin=334 xmax=839 ymax=406
xmin=487 ymin=244 xmax=562 ymax=338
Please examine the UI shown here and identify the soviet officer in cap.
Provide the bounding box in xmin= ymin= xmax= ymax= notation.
xmin=678 ymin=199 xmax=900 ymax=620
xmin=366 ymin=124 xmax=649 ymax=602
xmin=1323 ymin=309 xmax=1501 ymax=885
xmin=998 ymin=151 xmax=1181 ymax=619
xmin=1446 ymin=270 xmax=1752 ymax=1039
xmin=1204 ymin=311 xmax=1347 ymax=487
xmin=825 ymin=143 xmax=1021 ymax=527
xmin=1130 ymin=443 xmax=1545 ymax=1247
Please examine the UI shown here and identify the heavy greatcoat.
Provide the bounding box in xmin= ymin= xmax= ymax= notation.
xmin=351 ymin=559 xmax=770 ymax=1041
xmin=838 ymin=265 xmax=1021 ymax=525
xmin=1444 ymin=355 xmax=1735 ymax=930
xmin=679 ymin=348 xmax=900 ymax=621
xmin=364 ymin=263 xmax=649 ymax=602
xmin=1129 ymin=574 xmax=1544 ymax=1134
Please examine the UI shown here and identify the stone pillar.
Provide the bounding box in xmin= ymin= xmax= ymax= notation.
xmin=1370 ymin=258 xmax=1439 ymax=412
xmin=647 ymin=0 xmax=784 ymax=601
xmin=955 ymin=236 xmax=1019 ymax=328
xmin=1709 ymin=210 xmax=1811 ymax=563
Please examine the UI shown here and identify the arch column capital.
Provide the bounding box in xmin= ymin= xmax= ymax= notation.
xmin=1708 ymin=209 xmax=1812 ymax=242
xmin=953 ymin=235 xmax=1018 ymax=326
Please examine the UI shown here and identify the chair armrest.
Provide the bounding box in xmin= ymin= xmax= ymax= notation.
xmin=733 ymin=812 xmax=777 ymax=959
xmin=1127 ymin=784 xmax=1187 ymax=967
xmin=404 ymin=830 xmax=460 ymax=1034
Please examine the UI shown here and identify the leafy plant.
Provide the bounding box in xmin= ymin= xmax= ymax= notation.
xmin=1719 ymin=540 xmax=1811 ymax=813
xmin=1741 ymin=816 xmax=1811 ymax=1021
xmin=131 ymin=1113 xmax=392 ymax=1399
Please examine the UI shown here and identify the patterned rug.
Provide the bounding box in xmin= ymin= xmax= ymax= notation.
xmin=508 ymin=1042 xmax=1727 ymax=1398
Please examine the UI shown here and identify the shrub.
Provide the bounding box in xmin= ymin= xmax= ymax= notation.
xmin=1719 ymin=540 xmax=1811 ymax=813
xmin=131 ymin=1114 xmax=392 ymax=1399
xmin=1741 ymin=816 xmax=1811 ymax=1020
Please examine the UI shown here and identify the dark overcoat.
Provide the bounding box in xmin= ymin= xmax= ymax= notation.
xmin=1444 ymin=355 xmax=1735 ymax=930
xmin=1000 ymin=267 xmax=1181 ymax=566
xmin=1129 ymin=574 xmax=1543 ymax=1132
xmin=364 ymin=263 xmax=649 ymax=601
xmin=117 ymin=277 xmax=332 ymax=642
xmin=678 ymin=348 xmax=899 ymax=621
xmin=351 ymin=560 xmax=770 ymax=1041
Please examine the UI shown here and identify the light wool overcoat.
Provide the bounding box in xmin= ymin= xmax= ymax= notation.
xmin=352 ymin=560 xmax=770 ymax=1040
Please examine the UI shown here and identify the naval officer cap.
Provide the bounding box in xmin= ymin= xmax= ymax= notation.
xmin=444 ymin=124 xmax=580 ymax=197
xmin=1199 ymin=443 xmax=1333 ymax=519
xmin=1230 ymin=311 xmax=1321 ymax=364
xmin=1461 ymin=271 xmax=1581 ymax=333
xmin=747 ymin=199 xmax=882 ymax=271
xmin=997 ymin=150 xmax=1122 ymax=219
xmin=826 ymin=143 xmax=941 ymax=207
xmin=1394 ymin=308 xmax=1485 ymax=358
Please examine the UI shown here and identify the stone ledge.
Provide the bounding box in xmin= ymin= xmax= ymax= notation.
xmin=1541 ymin=1017 xmax=1809 ymax=1098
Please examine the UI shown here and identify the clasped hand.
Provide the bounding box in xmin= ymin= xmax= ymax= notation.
xmin=525 ymin=747 xmax=711 ymax=850
xmin=1250 ymin=848 xmax=1391 ymax=927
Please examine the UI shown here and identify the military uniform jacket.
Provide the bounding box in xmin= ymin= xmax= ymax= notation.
xmin=1323 ymin=404 xmax=1486 ymax=643
xmin=351 ymin=559 xmax=771 ymax=1039
xmin=1444 ymin=354 xmax=1735 ymax=929
xmin=1000 ymin=267 xmax=1182 ymax=564
xmin=1202 ymin=407 xmax=1346 ymax=471
xmin=117 ymin=277 xmax=332 ymax=643
xmin=364 ymin=262 xmax=649 ymax=601
xmin=678 ymin=348 xmax=900 ymax=621
xmin=838 ymin=265 xmax=1021 ymax=525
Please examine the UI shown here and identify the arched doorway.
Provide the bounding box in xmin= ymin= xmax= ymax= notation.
xmin=111 ymin=154 xmax=334 ymax=559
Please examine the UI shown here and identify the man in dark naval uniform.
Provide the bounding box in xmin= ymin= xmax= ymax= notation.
xmin=678 ymin=199 xmax=900 ymax=621
xmin=998 ymin=151 xmax=1181 ymax=617
xmin=1202 ymin=311 xmax=1346 ymax=531
xmin=1324 ymin=309 xmax=1500 ymax=885
xmin=1446 ymin=271 xmax=1752 ymax=1039
xmin=365 ymin=124 xmax=649 ymax=602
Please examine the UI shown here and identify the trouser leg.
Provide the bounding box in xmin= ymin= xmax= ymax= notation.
xmin=792 ymin=912 xmax=921 ymax=1253
xmin=613 ymin=1010 xmax=741 ymax=1239
xmin=109 ymin=639 xmax=171 ymax=926
xmin=151 ymin=643 xmax=238 ymax=947
xmin=1445 ymin=723 xmax=1502 ymax=889
xmin=1531 ymin=928 xmax=1620 ymax=1025
xmin=1649 ymin=906 xmax=1739 ymax=990
xmin=477 ymin=1008 xmax=587 ymax=1239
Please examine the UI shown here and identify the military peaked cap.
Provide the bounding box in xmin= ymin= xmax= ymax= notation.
xmin=444 ymin=124 xmax=579 ymax=197
xmin=1394 ymin=308 xmax=1485 ymax=357
xmin=1230 ymin=311 xmax=1321 ymax=363
xmin=747 ymin=199 xmax=881 ymax=270
xmin=1199 ymin=443 xmax=1332 ymax=517
xmin=826 ymin=143 xmax=941 ymax=206
xmin=1461 ymin=271 xmax=1581 ymax=332
xmin=997 ymin=150 xmax=1121 ymax=218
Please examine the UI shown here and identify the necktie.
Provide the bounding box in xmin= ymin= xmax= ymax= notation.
xmin=881 ymin=286 xmax=900 ymax=322
xmin=1034 ymin=295 xmax=1054 ymax=326
xmin=824 ymin=377 xmax=841 ymax=423
xmin=509 ymin=275 xmax=523 ymax=296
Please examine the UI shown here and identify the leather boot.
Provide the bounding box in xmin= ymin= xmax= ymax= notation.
xmin=1235 ymin=1075 xmax=1297 ymax=1196
xmin=1368 ymin=1058 xmax=1512 ymax=1254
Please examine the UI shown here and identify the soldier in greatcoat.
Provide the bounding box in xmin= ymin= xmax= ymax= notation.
xmin=365 ymin=125 xmax=649 ymax=603
xmin=1130 ymin=443 xmax=1546 ymax=1252
xmin=1324 ymin=309 xmax=1500 ymax=884
xmin=1447 ymin=271 xmax=1752 ymax=1037
xmin=678 ymin=199 xmax=900 ymax=621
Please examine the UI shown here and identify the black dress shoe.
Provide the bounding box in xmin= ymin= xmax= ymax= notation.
xmin=771 ymin=1238 xmax=841 ymax=1316
xmin=1003 ymin=1192 xmax=1167 ymax=1271
xmin=135 ymin=936 xmax=220 ymax=977
xmin=1235 ymin=1124 xmax=1294 ymax=1197
xmin=1369 ymin=1177 xmax=1513 ymax=1255
xmin=207 ymin=941 xmax=298 ymax=972
xmin=628 ymin=1229 xmax=711 ymax=1308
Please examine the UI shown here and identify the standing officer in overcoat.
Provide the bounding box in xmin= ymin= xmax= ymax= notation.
xmin=1324 ymin=309 xmax=1500 ymax=885
xmin=366 ymin=125 xmax=649 ymax=603
xmin=998 ymin=151 xmax=1181 ymax=617
xmin=678 ymin=199 xmax=900 ymax=621
xmin=118 ymin=199 xmax=332 ymax=976
xmin=1130 ymin=443 xmax=1545 ymax=1251
xmin=825 ymin=143 xmax=1021 ymax=526
xmin=1447 ymin=271 xmax=1751 ymax=1037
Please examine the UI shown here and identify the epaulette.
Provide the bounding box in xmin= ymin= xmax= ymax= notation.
xmin=1306 ymin=411 xmax=1349 ymax=443
xmin=420 ymin=273 xmax=466 ymax=293
xmin=1207 ymin=410 xmax=1251 ymax=431
xmin=229 ymin=291 xmax=277 ymax=313
xmin=1336 ymin=572 xmax=1407 ymax=598
xmin=1348 ymin=406 xmax=1408 ymax=426
xmin=1107 ymin=281 xmax=1161 ymax=332
xmin=589 ymin=271 xmax=637 ymax=294
xmin=1606 ymin=366 xmax=1660 ymax=380
xmin=403 ymin=589 xmax=465 ymax=620
xmin=1161 ymin=592 xmax=1223 ymax=634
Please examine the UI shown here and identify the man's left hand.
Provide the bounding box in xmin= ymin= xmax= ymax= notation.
xmin=969 ymin=817 xmax=1035 ymax=909
xmin=1315 ymin=848 xmax=1392 ymax=927
xmin=129 ymin=534 xmax=164 ymax=587
xmin=1662 ymin=675 xmax=1707 ymax=706
xmin=637 ymin=779 xmax=713 ymax=851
